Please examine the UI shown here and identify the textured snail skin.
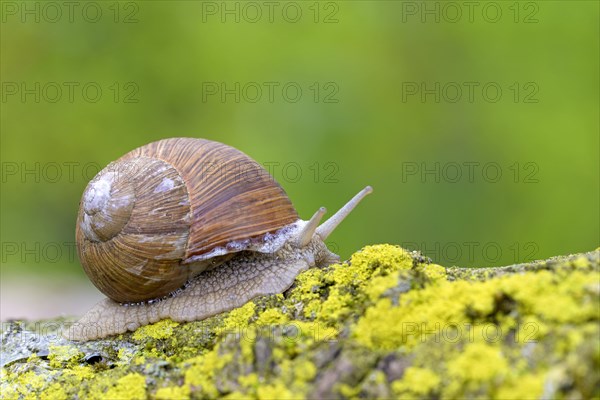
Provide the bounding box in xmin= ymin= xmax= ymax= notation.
xmin=64 ymin=236 xmax=338 ymax=341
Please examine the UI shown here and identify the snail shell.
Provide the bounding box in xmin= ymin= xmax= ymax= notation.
xmin=67 ymin=137 xmax=372 ymax=341
xmin=76 ymin=138 xmax=298 ymax=303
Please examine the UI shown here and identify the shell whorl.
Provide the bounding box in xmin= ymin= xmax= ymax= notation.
xmin=80 ymin=166 xmax=135 ymax=242
xmin=76 ymin=138 xmax=298 ymax=304
xmin=77 ymin=157 xmax=192 ymax=303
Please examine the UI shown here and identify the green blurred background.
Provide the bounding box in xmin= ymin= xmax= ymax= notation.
xmin=1 ymin=1 xmax=598 ymax=319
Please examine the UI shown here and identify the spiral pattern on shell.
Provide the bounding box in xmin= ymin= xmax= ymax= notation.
xmin=76 ymin=138 xmax=298 ymax=303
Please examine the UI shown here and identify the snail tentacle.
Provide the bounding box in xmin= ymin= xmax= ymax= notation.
xmin=316 ymin=186 xmax=373 ymax=240
xmin=296 ymin=207 xmax=327 ymax=247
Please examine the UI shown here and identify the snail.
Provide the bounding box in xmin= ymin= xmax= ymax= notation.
xmin=64 ymin=138 xmax=372 ymax=341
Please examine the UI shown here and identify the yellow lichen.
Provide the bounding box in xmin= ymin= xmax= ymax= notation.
xmin=364 ymin=271 xmax=402 ymax=301
xmin=2 ymin=245 xmax=597 ymax=399
xmin=48 ymin=345 xmax=83 ymax=368
xmin=19 ymin=371 xmax=46 ymax=392
xmin=256 ymin=308 xmax=289 ymax=325
xmin=354 ymin=268 xmax=598 ymax=350
xmin=184 ymin=346 xmax=232 ymax=398
xmin=294 ymin=360 xmax=317 ymax=382
xmin=104 ymin=373 xmax=147 ymax=400
xmin=317 ymin=288 xmax=353 ymax=323
xmin=291 ymin=244 xmax=414 ymax=324
xmin=133 ymin=355 xmax=146 ymax=365
xmin=256 ymin=382 xmax=295 ymax=400
xmin=279 ymin=358 xmax=316 ymax=392
xmin=40 ymin=383 xmax=67 ymax=400
xmin=223 ymin=391 xmax=254 ymax=399
xmin=571 ymin=255 xmax=591 ymax=269
xmin=338 ymin=382 xmax=362 ymax=398
xmin=26 ymin=353 xmax=40 ymax=364
xmin=240 ymin=327 xmax=256 ymax=362
xmin=287 ymin=320 xmax=338 ymax=345
xmin=216 ymin=302 xmax=256 ymax=335
xmin=495 ymin=372 xmax=546 ymax=400
xmin=293 ymin=267 xmax=325 ymax=302
xmin=238 ymin=372 xmax=260 ymax=389
xmin=62 ymin=365 xmax=94 ymax=382
xmin=327 ymin=244 xmax=411 ymax=289
xmin=132 ymin=319 xmax=179 ymax=341
xmin=448 ymin=342 xmax=508 ymax=382
xmin=117 ymin=347 xmax=135 ymax=366
xmin=349 ymin=244 xmax=413 ymax=275
xmin=155 ymin=384 xmax=191 ymax=400
xmin=392 ymin=367 xmax=441 ymax=396
xmin=421 ymin=263 xmax=447 ymax=281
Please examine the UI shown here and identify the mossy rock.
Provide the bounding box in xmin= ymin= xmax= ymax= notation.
xmin=1 ymin=245 xmax=599 ymax=399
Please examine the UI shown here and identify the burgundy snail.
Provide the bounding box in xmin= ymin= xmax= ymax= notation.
xmin=65 ymin=138 xmax=372 ymax=341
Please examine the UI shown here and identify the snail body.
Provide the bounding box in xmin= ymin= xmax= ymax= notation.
xmin=65 ymin=138 xmax=372 ymax=341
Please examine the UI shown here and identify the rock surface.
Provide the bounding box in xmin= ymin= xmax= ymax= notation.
xmin=1 ymin=245 xmax=599 ymax=399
